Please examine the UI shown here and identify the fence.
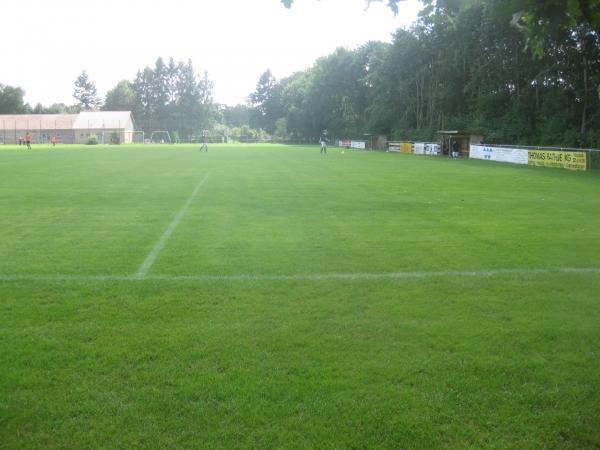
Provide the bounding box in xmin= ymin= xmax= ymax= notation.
xmin=0 ymin=129 xmax=141 ymax=145
xmin=187 ymin=136 xmax=318 ymax=145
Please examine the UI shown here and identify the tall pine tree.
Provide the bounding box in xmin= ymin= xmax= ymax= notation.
xmin=73 ymin=70 xmax=101 ymax=110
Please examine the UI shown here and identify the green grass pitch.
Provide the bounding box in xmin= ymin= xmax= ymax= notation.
xmin=1 ymin=143 xmax=599 ymax=448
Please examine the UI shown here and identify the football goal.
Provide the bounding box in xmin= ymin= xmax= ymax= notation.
xmin=150 ymin=131 xmax=172 ymax=144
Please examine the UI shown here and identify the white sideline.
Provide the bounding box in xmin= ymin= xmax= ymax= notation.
xmin=0 ymin=267 xmax=598 ymax=282
xmin=135 ymin=173 xmax=210 ymax=278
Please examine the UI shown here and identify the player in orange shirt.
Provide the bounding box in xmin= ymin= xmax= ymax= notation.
xmin=51 ymin=135 xmax=57 ymax=147
xmin=25 ymin=132 xmax=32 ymax=149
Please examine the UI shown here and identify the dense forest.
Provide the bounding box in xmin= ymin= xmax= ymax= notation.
xmin=253 ymin=0 xmax=600 ymax=147
xmin=1 ymin=0 xmax=599 ymax=147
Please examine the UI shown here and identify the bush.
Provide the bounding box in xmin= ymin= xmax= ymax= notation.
xmin=86 ymin=134 xmax=98 ymax=145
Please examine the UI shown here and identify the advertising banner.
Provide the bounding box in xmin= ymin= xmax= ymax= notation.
xmin=414 ymin=142 xmax=439 ymax=155
xmin=424 ymin=143 xmax=440 ymax=155
xmin=351 ymin=140 xmax=366 ymax=149
xmin=470 ymin=145 xmax=528 ymax=165
xmin=388 ymin=142 xmax=401 ymax=152
xmin=400 ymin=142 xmax=413 ymax=153
xmin=528 ymin=150 xmax=587 ymax=171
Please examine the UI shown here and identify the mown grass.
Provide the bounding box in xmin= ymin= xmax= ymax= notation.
xmin=0 ymin=144 xmax=599 ymax=448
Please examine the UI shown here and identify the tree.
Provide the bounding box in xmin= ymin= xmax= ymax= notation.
xmin=175 ymin=60 xmax=202 ymax=138
xmin=130 ymin=57 xmax=216 ymax=140
xmin=151 ymin=57 xmax=170 ymax=127
xmin=198 ymin=69 xmax=216 ymax=130
xmin=0 ymin=84 xmax=27 ymax=113
xmin=271 ymin=0 xmax=600 ymax=146
xmin=500 ymin=0 xmax=600 ymax=56
xmin=133 ymin=67 xmax=154 ymax=132
xmin=250 ymin=70 xmax=276 ymax=114
xmin=274 ymin=117 xmax=288 ymax=138
xmin=73 ymin=70 xmax=101 ymax=110
xmin=46 ymin=103 xmax=74 ymax=113
xmin=280 ymin=70 xmax=315 ymax=138
xmin=249 ymin=69 xmax=277 ymax=130
xmin=104 ymin=80 xmax=135 ymax=111
xmin=416 ymin=1 xmax=600 ymax=58
xmin=222 ymin=104 xmax=251 ymax=127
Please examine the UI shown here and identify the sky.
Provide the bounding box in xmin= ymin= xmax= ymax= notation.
xmin=1 ymin=0 xmax=422 ymax=107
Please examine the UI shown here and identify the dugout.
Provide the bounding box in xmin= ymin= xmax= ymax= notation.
xmin=438 ymin=131 xmax=483 ymax=157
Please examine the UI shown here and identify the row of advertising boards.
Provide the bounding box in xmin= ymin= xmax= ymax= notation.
xmin=387 ymin=141 xmax=589 ymax=171
xmin=339 ymin=140 xmax=367 ymax=149
xmin=388 ymin=142 xmax=441 ymax=155
xmin=469 ymin=145 xmax=588 ymax=171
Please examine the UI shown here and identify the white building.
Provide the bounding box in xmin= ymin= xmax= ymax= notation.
xmin=0 ymin=111 xmax=136 ymax=144
xmin=73 ymin=111 xmax=136 ymax=144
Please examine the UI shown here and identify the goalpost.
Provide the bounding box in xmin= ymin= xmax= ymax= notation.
xmin=150 ymin=131 xmax=172 ymax=144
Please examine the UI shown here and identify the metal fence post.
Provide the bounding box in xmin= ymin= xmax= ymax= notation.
xmin=588 ymin=149 xmax=591 ymax=171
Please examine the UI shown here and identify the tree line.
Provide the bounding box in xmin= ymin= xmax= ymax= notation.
xmin=0 ymin=57 xmax=262 ymax=142
xmin=0 ymin=58 xmax=221 ymax=142
xmin=250 ymin=0 xmax=600 ymax=147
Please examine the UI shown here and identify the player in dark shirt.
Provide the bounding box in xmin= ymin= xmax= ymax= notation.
xmin=200 ymin=130 xmax=208 ymax=152
xmin=320 ymin=130 xmax=328 ymax=155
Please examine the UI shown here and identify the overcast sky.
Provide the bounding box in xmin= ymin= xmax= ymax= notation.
xmin=1 ymin=0 xmax=421 ymax=107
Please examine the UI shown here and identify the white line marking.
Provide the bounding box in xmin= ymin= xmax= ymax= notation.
xmin=135 ymin=173 xmax=210 ymax=278
xmin=0 ymin=267 xmax=598 ymax=283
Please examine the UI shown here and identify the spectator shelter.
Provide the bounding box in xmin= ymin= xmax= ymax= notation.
xmin=438 ymin=130 xmax=484 ymax=157
xmin=0 ymin=111 xmax=135 ymax=144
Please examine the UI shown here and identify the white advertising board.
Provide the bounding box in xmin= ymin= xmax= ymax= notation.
xmin=351 ymin=140 xmax=366 ymax=149
xmin=470 ymin=145 xmax=528 ymax=165
xmin=388 ymin=142 xmax=401 ymax=152
xmin=414 ymin=142 xmax=440 ymax=155
xmin=425 ymin=143 xmax=440 ymax=155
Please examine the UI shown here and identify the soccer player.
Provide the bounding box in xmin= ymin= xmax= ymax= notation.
xmin=451 ymin=140 xmax=459 ymax=158
xmin=25 ymin=132 xmax=32 ymax=149
xmin=200 ymin=130 xmax=208 ymax=152
xmin=320 ymin=129 xmax=328 ymax=155
xmin=51 ymin=135 xmax=57 ymax=147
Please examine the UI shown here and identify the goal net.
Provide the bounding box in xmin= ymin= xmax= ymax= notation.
xmin=150 ymin=131 xmax=172 ymax=144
